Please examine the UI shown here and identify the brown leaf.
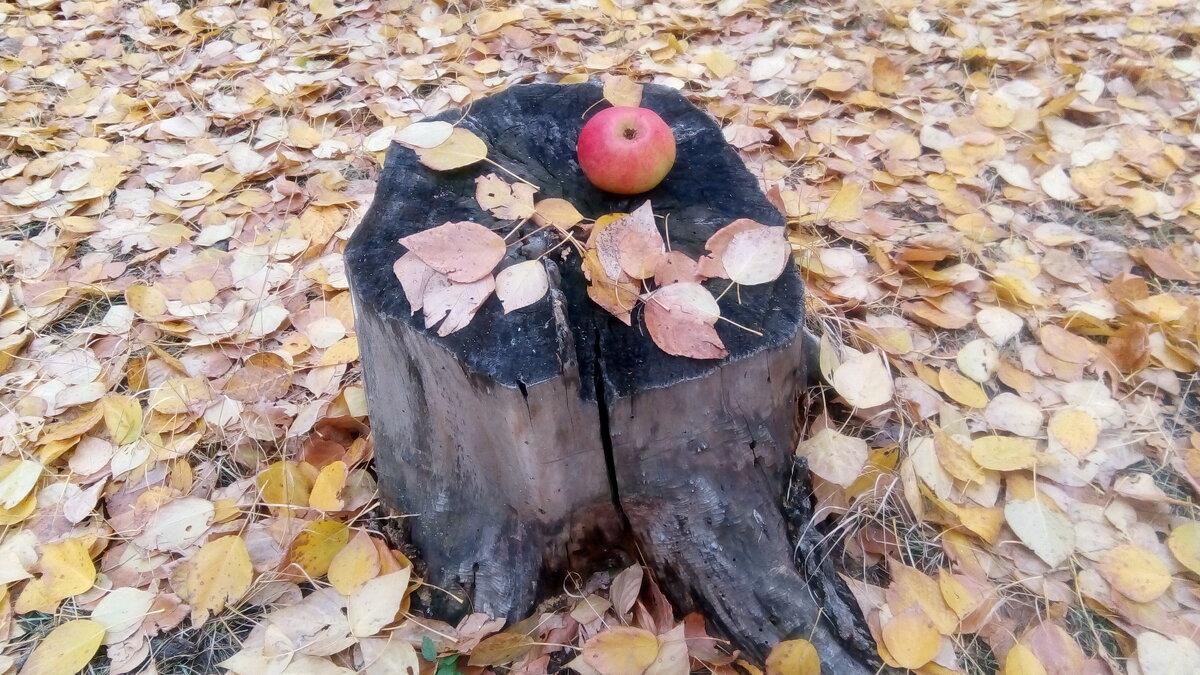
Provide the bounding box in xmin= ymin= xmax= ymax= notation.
xmin=1134 ymin=247 xmax=1198 ymax=282
xmin=224 ymin=353 xmax=292 ymax=402
xmin=1038 ymin=325 xmax=1095 ymax=364
xmin=643 ymin=282 xmax=727 ymax=360
xmin=399 ymin=221 xmax=505 ymax=283
xmin=654 ymin=251 xmax=702 ymax=286
xmin=422 ymin=273 xmax=496 ymax=336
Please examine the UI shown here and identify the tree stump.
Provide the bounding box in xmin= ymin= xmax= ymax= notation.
xmin=345 ymin=82 xmax=876 ymax=670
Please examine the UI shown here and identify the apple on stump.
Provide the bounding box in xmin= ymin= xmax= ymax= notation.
xmin=577 ymin=106 xmax=677 ymax=194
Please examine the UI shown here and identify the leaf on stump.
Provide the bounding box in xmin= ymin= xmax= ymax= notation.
xmin=398 ymin=221 xmax=505 ymax=284
xmin=721 ymin=226 xmax=790 ymax=286
xmin=393 ymin=252 xmax=436 ymax=314
xmin=414 ymin=128 xmax=487 ymax=170
xmin=475 ymin=173 xmax=536 ymax=220
xmin=699 ymin=218 xmax=765 ymax=278
xmin=495 ymin=260 xmax=549 ymax=313
xmin=422 ymin=273 xmax=496 ymax=336
xmin=643 ymin=282 xmax=727 ymax=360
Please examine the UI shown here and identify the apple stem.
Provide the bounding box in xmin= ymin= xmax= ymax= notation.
xmin=483 ymin=158 xmax=537 ymax=187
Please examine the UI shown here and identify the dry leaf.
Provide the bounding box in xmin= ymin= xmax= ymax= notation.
xmin=178 ymin=535 xmax=253 ymax=626
xmin=495 ymin=260 xmax=549 ymax=313
xmin=722 ymin=226 xmax=790 ymax=286
xmin=580 ymin=626 xmax=660 ymax=675
xmin=971 ymin=435 xmax=1037 ymax=471
xmin=765 ymin=639 xmax=820 ymax=675
xmin=394 ymin=121 xmax=454 ymax=149
xmin=328 ymin=530 xmax=381 ymax=595
xmin=643 ymin=282 xmax=727 ymax=360
xmin=414 ymin=128 xmax=489 ymax=170
xmin=468 ymin=633 xmax=536 ymax=666
xmin=348 ymin=567 xmax=411 ymax=636
xmin=881 ymin=609 xmax=940 ymax=669
xmin=1004 ymin=497 xmax=1075 ymax=567
xmin=422 ymin=273 xmax=496 ymax=337
xmin=398 ymin=221 xmax=506 ymax=284
xmin=831 ymin=351 xmax=894 ymax=408
xmin=938 ymin=367 xmax=988 ymax=408
xmin=18 ymin=619 xmax=105 ymax=675
xmin=797 ymin=428 xmax=869 ymax=488
xmin=603 ymin=76 xmax=643 ymax=107
xmin=475 ymin=173 xmax=537 ymax=221
xmin=1167 ymin=522 xmax=1200 ymax=575
xmin=1099 ymin=544 xmax=1172 ymax=602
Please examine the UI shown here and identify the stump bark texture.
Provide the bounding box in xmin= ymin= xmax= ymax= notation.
xmin=345 ymin=82 xmax=876 ymax=670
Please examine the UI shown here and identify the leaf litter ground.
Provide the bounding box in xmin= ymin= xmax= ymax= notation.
xmin=1 ymin=0 xmax=1199 ymax=673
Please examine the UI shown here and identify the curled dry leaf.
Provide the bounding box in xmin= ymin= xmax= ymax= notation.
xmin=643 ymin=282 xmax=727 ymax=360
xmin=393 ymin=252 xmax=435 ymax=313
xmin=422 ymin=273 xmax=496 ymax=336
xmin=475 ymin=173 xmax=537 ymax=220
xmin=722 ymin=226 xmax=790 ymax=286
xmin=398 ymin=221 xmax=505 ymax=284
xmin=495 ymin=260 xmax=549 ymax=313
xmin=414 ymin=127 xmax=489 ymax=170
xmin=699 ymin=218 xmax=764 ymax=278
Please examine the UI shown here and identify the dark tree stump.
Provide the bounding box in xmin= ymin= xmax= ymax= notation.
xmin=345 ymin=82 xmax=876 ymax=670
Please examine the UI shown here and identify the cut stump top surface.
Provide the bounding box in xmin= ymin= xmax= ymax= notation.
xmin=346 ymin=82 xmax=804 ymax=398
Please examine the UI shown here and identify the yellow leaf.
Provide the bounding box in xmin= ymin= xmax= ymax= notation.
xmin=603 ymin=76 xmax=643 ymax=107
xmin=15 ymin=537 xmax=96 ymax=613
xmin=581 ymin=626 xmax=660 ymax=675
xmin=1047 ymin=407 xmax=1100 ymax=457
xmin=881 ymin=609 xmax=940 ymax=669
xmin=1099 ymin=544 xmax=1172 ymax=603
xmin=1168 ymin=522 xmax=1200 ymax=575
xmin=937 ymin=570 xmax=982 ymax=620
xmin=125 ymin=283 xmax=167 ymax=319
xmin=822 ymin=181 xmax=863 ymax=222
xmin=765 ymin=638 xmax=821 ymax=675
xmin=698 ymin=49 xmax=737 ymax=78
xmin=1003 ymin=643 xmax=1047 ymax=675
xmin=17 ymin=619 xmax=104 ymax=675
xmin=310 ymin=461 xmax=348 ymax=511
xmin=938 ymin=367 xmax=989 ymax=408
xmin=178 ymin=535 xmax=253 ymax=627
xmin=813 ymin=71 xmax=857 ymax=92
xmin=102 ymin=395 xmax=142 ymax=445
xmin=533 ymin=198 xmax=585 ymax=229
xmin=872 ymin=56 xmax=904 ymax=94
xmin=348 ymin=567 xmax=412 ymax=636
xmin=318 ymin=336 xmax=360 ymax=366
xmin=975 ymin=93 xmax=1015 ymax=128
xmin=415 ymin=128 xmax=489 ymax=171
xmin=329 ymin=530 xmax=381 ymax=595
xmin=469 ymin=632 xmax=537 ymax=666
xmin=257 ymin=460 xmax=313 ymax=515
xmin=148 ymin=377 xmax=211 ymax=414
xmin=970 ymin=436 xmax=1037 ymax=471
xmin=309 ymin=0 xmax=337 ymax=17
xmin=289 ymin=520 xmax=350 ymax=578
xmin=0 ymin=492 xmax=36 ymax=526
xmin=0 ymin=459 xmax=41 ymax=509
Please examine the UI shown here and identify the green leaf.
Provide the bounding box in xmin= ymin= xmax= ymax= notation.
xmin=421 ymin=636 xmax=437 ymax=661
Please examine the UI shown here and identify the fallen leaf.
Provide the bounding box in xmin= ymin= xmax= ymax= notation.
xmin=348 ymin=567 xmax=411 ymax=636
xmin=765 ymin=639 xmax=820 ymax=675
xmin=643 ymin=282 xmax=727 ymax=360
xmin=329 ymin=530 xmax=381 ymax=595
xmin=1047 ymin=407 xmax=1100 ymax=457
xmin=1004 ymin=497 xmax=1075 ymax=567
xmin=289 ymin=520 xmax=350 ymax=578
xmin=722 ymin=226 xmax=790 ymax=286
xmin=1167 ymin=522 xmax=1200 ymax=575
xmin=881 ymin=609 xmax=940 ymax=669
xmin=475 ymin=173 xmax=536 ymax=221
xmin=393 ymin=252 xmax=436 ymax=313
xmin=971 ymin=435 xmax=1037 ymax=471
xmin=414 ymin=127 xmax=488 ymax=170
xmin=468 ymin=632 xmax=536 ymax=666
xmin=18 ymin=619 xmax=105 ymax=675
xmin=178 ymin=535 xmax=253 ymax=626
xmin=422 ymin=273 xmax=496 ymax=336
xmin=1099 ymin=544 xmax=1172 ymax=602
xmin=1137 ymin=631 xmax=1200 ymax=675
xmin=1003 ymin=644 xmax=1047 ymax=675
xmin=495 ymin=261 xmax=549 ymax=313
xmin=102 ymin=395 xmax=142 ymax=446
xmin=394 ymin=121 xmax=454 ymax=149
xmin=956 ymin=338 xmax=999 ymax=383
xmin=832 ymin=350 xmax=894 ymax=408
xmin=581 ymin=626 xmax=660 ymax=675
xmin=796 ymin=428 xmax=869 ymax=488
xmin=225 ymin=353 xmax=292 ymax=402
xmin=310 ymin=460 xmax=348 ymax=511
xmin=0 ymin=460 xmax=41 ymax=509
xmin=603 ymin=75 xmax=643 ymax=107
xmin=399 ymin=221 xmax=505 ymax=283
xmin=939 ymin=367 xmax=989 ymax=408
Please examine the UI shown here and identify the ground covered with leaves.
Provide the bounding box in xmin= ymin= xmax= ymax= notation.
xmin=0 ymin=0 xmax=1198 ymax=673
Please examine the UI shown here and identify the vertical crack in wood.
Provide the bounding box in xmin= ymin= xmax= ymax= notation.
xmin=592 ymin=327 xmax=630 ymax=532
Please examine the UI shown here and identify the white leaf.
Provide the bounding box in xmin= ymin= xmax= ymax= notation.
xmin=797 ymin=428 xmax=869 ymax=488
xmin=394 ymin=121 xmax=454 ymax=149
xmin=832 ymin=350 xmax=894 ymax=408
xmin=1004 ymin=497 xmax=1075 ymax=567
xmin=92 ymin=587 xmax=156 ymax=644
xmin=0 ymin=460 xmax=42 ymax=509
xmin=132 ymin=497 xmax=215 ymax=552
xmin=722 ymin=226 xmax=790 ymax=286
xmin=348 ymin=568 xmax=411 ymax=637
xmin=1039 ymin=165 xmax=1080 ymax=201
xmin=495 ymin=261 xmax=549 ymax=313
xmin=160 ymin=115 xmax=208 ymax=139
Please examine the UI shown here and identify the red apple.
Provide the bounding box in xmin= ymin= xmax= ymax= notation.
xmin=577 ymin=106 xmax=676 ymax=194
